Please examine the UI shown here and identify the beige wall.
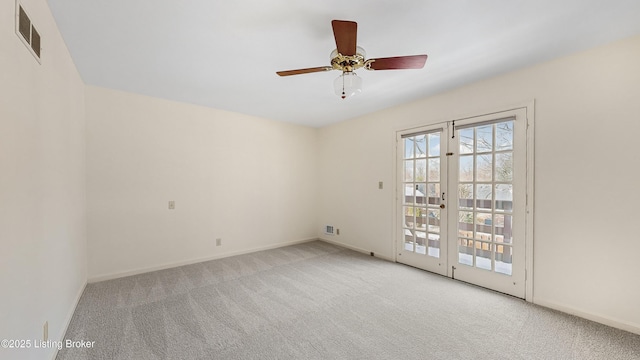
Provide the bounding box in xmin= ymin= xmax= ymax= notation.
xmin=0 ymin=1 xmax=87 ymax=359
xmin=318 ymin=35 xmax=640 ymax=334
xmin=85 ymin=86 xmax=319 ymax=281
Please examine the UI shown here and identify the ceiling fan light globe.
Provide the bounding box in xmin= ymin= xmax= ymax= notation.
xmin=334 ymin=72 xmax=362 ymax=99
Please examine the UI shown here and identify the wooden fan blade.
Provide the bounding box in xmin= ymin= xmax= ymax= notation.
xmin=331 ymin=20 xmax=357 ymax=56
xmin=367 ymin=55 xmax=428 ymax=70
xmin=276 ymin=66 xmax=333 ymax=76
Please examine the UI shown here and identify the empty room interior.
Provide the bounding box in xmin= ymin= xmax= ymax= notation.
xmin=2 ymin=0 xmax=640 ymax=359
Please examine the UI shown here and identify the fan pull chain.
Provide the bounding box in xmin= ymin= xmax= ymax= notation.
xmin=341 ymin=73 xmax=346 ymax=99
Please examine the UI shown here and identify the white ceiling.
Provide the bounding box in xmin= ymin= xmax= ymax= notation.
xmin=47 ymin=0 xmax=640 ymax=127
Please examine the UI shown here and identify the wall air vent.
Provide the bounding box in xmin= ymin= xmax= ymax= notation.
xmin=15 ymin=2 xmax=41 ymax=62
xmin=324 ymin=225 xmax=334 ymax=235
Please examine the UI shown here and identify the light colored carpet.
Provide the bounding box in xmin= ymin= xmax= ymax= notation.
xmin=57 ymin=241 xmax=640 ymax=360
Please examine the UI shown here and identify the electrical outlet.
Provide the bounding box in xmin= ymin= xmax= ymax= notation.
xmin=168 ymin=201 xmax=175 ymax=210
xmin=216 ymin=238 xmax=222 ymax=246
xmin=44 ymin=321 xmax=48 ymax=341
xmin=336 ymin=228 xmax=340 ymax=235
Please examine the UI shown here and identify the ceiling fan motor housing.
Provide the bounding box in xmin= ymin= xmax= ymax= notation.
xmin=330 ymin=47 xmax=369 ymax=73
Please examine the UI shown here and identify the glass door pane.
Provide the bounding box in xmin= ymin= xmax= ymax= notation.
xmin=401 ymin=132 xmax=442 ymax=259
xmin=397 ymin=127 xmax=447 ymax=276
xmin=455 ymin=120 xmax=514 ymax=274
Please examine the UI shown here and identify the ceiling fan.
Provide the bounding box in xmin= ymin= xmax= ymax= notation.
xmin=276 ymin=20 xmax=428 ymax=99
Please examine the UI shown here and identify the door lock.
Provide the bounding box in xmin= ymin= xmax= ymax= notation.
xmin=440 ymin=204 xmax=445 ymax=209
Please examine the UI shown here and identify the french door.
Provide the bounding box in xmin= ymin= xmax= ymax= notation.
xmin=397 ymin=108 xmax=529 ymax=298
xmin=397 ymin=127 xmax=448 ymax=276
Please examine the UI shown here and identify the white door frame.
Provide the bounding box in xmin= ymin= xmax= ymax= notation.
xmin=393 ymin=101 xmax=535 ymax=302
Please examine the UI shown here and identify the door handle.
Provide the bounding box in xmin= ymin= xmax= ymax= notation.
xmin=440 ymin=204 xmax=445 ymax=209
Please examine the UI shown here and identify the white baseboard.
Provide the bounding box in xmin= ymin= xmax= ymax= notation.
xmin=534 ymin=297 xmax=640 ymax=336
xmin=51 ymin=280 xmax=87 ymax=360
xmin=319 ymin=237 xmax=395 ymax=262
xmin=88 ymin=238 xmax=318 ymax=283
